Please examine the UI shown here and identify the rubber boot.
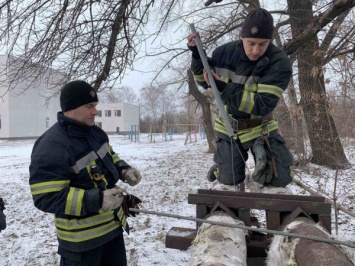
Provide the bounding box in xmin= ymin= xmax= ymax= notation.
xmin=206 ymin=163 xmax=219 ymax=182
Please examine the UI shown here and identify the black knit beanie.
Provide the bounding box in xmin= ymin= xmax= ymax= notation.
xmin=60 ymin=80 xmax=98 ymax=112
xmin=240 ymin=8 xmax=274 ymax=39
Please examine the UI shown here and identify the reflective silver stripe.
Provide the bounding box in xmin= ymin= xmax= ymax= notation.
xmin=246 ymin=76 xmax=258 ymax=84
xmin=72 ymin=151 xmax=98 ymax=174
xmin=97 ymin=143 xmax=110 ymax=159
xmin=215 ymin=67 xmax=259 ymax=85
xmin=71 ymin=142 xmax=110 ymax=173
xmin=56 ymin=211 xmax=115 ymax=229
xmin=30 ymin=180 xmax=70 ymax=195
xmin=56 ymin=220 xmax=121 ymax=242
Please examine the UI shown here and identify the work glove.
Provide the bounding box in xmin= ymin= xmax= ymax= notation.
xmin=122 ymin=194 xmax=142 ymax=217
xmin=101 ymin=187 xmax=124 ymax=212
xmin=203 ymin=69 xmax=227 ymax=92
xmin=205 ymin=0 xmax=223 ymax=7
xmin=123 ymin=168 xmax=142 ymax=186
xmin=214 ymin=79 xmax=227 ymax=92
xmin=0 ymin=198 xmax=6 ymax=231
xmin=252 ymin=137 xmax=273 ymax=185
xmin=187 ymin=44 xmax=201 ymax=59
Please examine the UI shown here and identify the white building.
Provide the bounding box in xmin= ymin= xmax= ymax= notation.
xmin=0 ymin=55 xmax=62 ymax=139
xmin=95 ymin=103 xmax=139 ymax=134
xmin=0 ymin=55 xmax=139 ymax=139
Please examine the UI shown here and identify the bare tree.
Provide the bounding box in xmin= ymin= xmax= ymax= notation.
xmin=153 ymin=0 xmax=354 ymax=169
xmin=139 ymin=85 xmax=182 ymax=133
xmin=0 ymin=0 xmax=156 ymax=95
xmin=287 ymin=0 xmax=352 ymax=168
xmin=99 ymin=86 xmax=138 ymax=105
xmin=1 ymin=0 xmax=354 ymax=169
xmin=186 ymin=69 xmax=216 ymax=152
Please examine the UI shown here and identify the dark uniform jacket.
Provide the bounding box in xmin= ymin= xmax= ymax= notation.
xmin=29 ymin=112 xmax=127 ymax=252
xmin=191 ymin=40 xmax=292 ymax=146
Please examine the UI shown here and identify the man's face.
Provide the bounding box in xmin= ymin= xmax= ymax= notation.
xmin=65 ymin=102 xmax=98 ymax=126
xmin=241 ymin=37 xmax=270 ymax=61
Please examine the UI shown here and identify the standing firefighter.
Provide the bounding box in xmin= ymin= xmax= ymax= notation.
xmin=187 ymin=8 xmax=293 ymax=188
xmin=29 ymin=80 xmax=142 ymax=266
xmin=0 ymin=197 xmax=6 ymax=232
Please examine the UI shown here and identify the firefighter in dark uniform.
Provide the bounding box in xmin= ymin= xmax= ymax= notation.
xmin=187 ymin=8 xmax=294 ymax=188
xmin=0 ymin=197 xmax=6 ymax=232
xmin=29 ymin=80 xmax=142 ymax=266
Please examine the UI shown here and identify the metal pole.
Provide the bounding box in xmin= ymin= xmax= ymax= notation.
xmin=189 ymin=23 xmax=235 ymax=137
xmin=129 ymin=208 xmax=355 ymax=248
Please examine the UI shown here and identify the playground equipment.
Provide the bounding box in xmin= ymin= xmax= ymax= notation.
xmin=161 ymin=124 xmax=205 ymax=143
xmin=130 ymin=125 xmax=139 ymax=142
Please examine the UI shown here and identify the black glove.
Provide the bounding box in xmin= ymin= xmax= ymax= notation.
xmin=0 ymin=198 xmax=6 ymax=231
xmin=205 ymin=0 xmax=223 ymax=6
xmin=214 ymin=79 xmax=227 ymax=92
xmin=122 ymin=194 xmax=142 ymax=217
xmin=187 ymin=45 xmax=201 ymax=59
xmin=252 ymin=137 xmax=273 ymax=185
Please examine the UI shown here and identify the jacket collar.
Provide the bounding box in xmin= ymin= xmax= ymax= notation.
xmin=57 ymin=112 xmax=92 ymax=137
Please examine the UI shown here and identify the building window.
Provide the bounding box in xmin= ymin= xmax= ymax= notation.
xmin=105 ymin=110 xmax=111 ymax=117
xmin=0 ymin=115 xmax=1 ymax=129
xmin=97 ymin=110 xmax=102 ymax=117
xmin=116 ymin=127 xmax=120 ymax=133
xmin=114 ymin=110 xmax=121 ymax=117
xmin=46 ymin=117 xmax=50 ymax=128
xmin=95 ymin=122 xmax=102 ymax=128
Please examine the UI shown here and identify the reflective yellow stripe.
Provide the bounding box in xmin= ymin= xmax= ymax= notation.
xmin=109 ymin=145 xmax=121 ymax=164
xmin=30 ymin=180 xmax=70 ymax=195
xmin=117 ymin=207 xmax=127 ymax=229
xmin=239 ymin=84 xmax=256 ymax=113
xmin=214 ymin=118 xmax=279 ymax=143
xmin=56 ymin=220 xmax=121 ymax=242
xmin=238 ymin=120 xmax=278 ymax=143
xmin=194 ymin=74 xmax=205 ymax=82
xmin=56 ymin=211 xmax=116 ymax=229
xmin=257 ymin=84 xmax=283 ymax=98
xmin=215 ymin=118 xmax=229 ymax=136
xmin=221 ymin=76 xmax=229 ymax=83
xmin=65 ymin=187 xmax=85 ymax=216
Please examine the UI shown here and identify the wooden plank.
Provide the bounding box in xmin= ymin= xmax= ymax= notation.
xmin=197 ymin=189 xmax=325 ymax=202
xmin=238 ymin=208 xmax=251 ymax=226
xmin=266 ymin=211 xmax=281 ymax=234
xmin=188 ymin=194 xmax=331 ymax=214
xmin=165 ymin=227 xmax=196 ymax=251
xmin=318 ymin=213 xmax=332 ymax=233
xmin=196 ymin=204 xmax=208 ymax=230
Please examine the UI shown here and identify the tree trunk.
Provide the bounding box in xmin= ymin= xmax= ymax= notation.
xmin=189 ymin=212 xmax=247 ymax=266
xmin=187 ymin=69 xmax=216 ymax=153
xmin=287 ymin=0 xmax=350 ymax=169
xmin=267 ymin=217 xmax=354 ymax=266
xmin=287 ymin=78 xmax=306 ymax=154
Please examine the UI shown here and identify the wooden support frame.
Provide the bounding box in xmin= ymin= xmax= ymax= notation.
xmin=165 ymin=189 xmax=332 ymax=265
xmin=188 ymin=189 xmax=332 ymax=233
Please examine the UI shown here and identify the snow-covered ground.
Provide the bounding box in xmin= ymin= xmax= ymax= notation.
xmin=0 ymin=134 xmax=354 ymax=265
